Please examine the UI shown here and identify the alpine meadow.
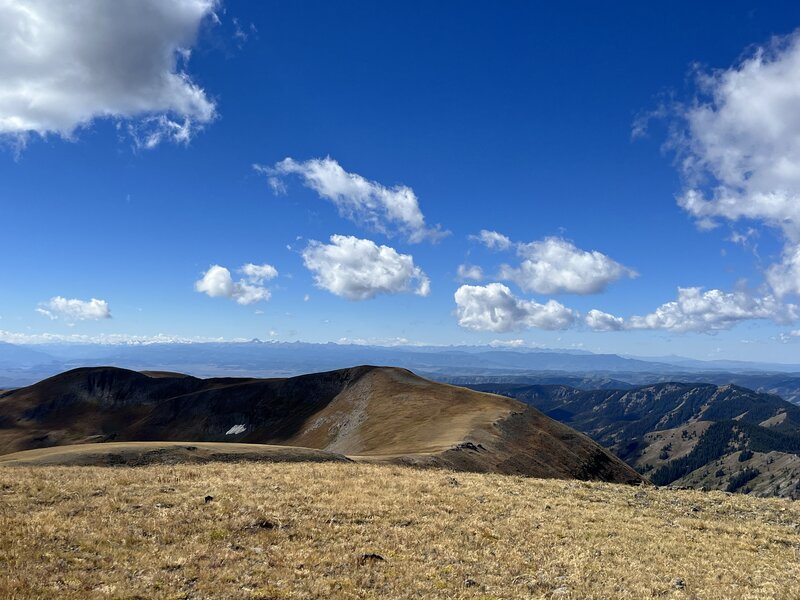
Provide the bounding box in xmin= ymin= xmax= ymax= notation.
xmin=2 ymin=1 xmax=800 ymax=598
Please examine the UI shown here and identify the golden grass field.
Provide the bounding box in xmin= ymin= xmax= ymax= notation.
xmin=1 ymin=462 xmax=799 ymax=599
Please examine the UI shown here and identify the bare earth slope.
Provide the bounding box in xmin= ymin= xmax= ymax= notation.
xmin=0 ymin=366 xmax=642 ymax=484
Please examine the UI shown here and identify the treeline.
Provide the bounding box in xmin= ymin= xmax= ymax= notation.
xmin=650 ymin=420 xmax=800 ymax=487
xmin=726 ymin=468 xmax=760 ymax=493
xmin=650 ymin=422 xmax=736 ymax=485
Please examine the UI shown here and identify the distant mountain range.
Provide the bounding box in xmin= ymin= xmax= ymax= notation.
xmin=0 ymin=365 xmax=641 ymax=484
xmin=1 ymin=340 xmax=799 ymax=405
xmin=469 ymin=382 xmax=800 ymax=498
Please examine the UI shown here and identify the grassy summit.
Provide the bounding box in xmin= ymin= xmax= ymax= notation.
xmin=2 ymin=462 xmax=799 ymax=599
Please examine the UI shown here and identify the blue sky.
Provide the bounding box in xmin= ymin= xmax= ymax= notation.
xmin=2 ymin=0 xmax=800 ymax=361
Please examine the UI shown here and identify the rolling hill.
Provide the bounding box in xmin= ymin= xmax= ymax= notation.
xmin=0 ymin=365 xmax=642 ymax=484
xmin=470 ymin=382 xmax=800 ymax=498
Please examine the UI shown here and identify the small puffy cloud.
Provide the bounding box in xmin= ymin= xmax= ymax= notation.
xmin=256 ymin=157 xmax=447 ymax=243
xmin=469 ymin=229 xmax=513 ymax=251
xmin=454 ymin=283 xmax=576 ymax=332
xmin=585 ymin=309 xmax=625 ymax=332
xmin=195 ymin=262 xmax=277 ymax=305
xmin=240 ymin=263 xmax=278 ymax=285
xmin=302 ymin=235 xmax=430 ymax=300
xmin=0 ymin=0 xmax=218 ymax=149
xmin=627 ymin=287 xmax=797 ymax=333
xmin=37 ymin=296 xmax=111 ymax=322
xmin=457 ymin=264 xmax=483 ymax=281
xmin=500 ymin=237 xmax=637 ymax=295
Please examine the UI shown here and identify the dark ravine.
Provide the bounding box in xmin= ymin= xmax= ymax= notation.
xmin=0 ymin=365 xmax=643 ymax=485
xmin=470 ymin=381 xmax=800 ymax=498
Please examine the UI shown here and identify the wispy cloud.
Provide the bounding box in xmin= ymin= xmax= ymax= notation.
xmin=255 ymin=157 xmax=448 ymax=243
xmin=36 ymin=297 xmax=111 ymax=323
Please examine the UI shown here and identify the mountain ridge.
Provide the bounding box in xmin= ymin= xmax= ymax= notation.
xmin=469 ymin=381 xmax=800 ymax=497
xmin=0 ymin=365 xmax=642 ymax=485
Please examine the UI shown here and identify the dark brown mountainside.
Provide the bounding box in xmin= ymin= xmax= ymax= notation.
xmin=0 ymin=365 xmax=642 ymax=484
xmin=469 ymin=381 xmax=800 ymax=497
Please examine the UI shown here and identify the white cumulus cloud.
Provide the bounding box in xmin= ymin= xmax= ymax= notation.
xmin=469 ymin=229 xmax=513 ymax=251
xmin=500 ymin=237 xmax=637 ymax=295
xmin=240 ymin=263 xmax=278 ymax=285
xmin=457 ymin=264 xmax=484 ymax=281
xmin=586 ymin=287 xmax=798 ymax=333
xmin=37 ymin=296 xmax=111 ymax=322
xmin=195 ymin=262 xmax=277 ymax=305
xmin=627 ymin=288 xmax=797 ymax=332
xmin=302 ymin=235 xmax=430 ymax=300
xmin=585 ymin=309 xmax=625 ymax=332
xmin=454 ymin=283 xmax=577 ymax=332
xmin=256 ymin=157 xmax=447 ymax=243
xmin=0 ymin=0 xmax=218 ymax=149
xmin=669 ymin=30 xmax=800 ymax=297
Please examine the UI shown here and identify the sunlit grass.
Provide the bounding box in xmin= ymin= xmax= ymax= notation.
xmin=1 ymin=462 xmax=799 ymax=599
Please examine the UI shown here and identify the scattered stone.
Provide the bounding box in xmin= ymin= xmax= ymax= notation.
xmin=552 ymin=586 xmax=570 ymax=596
xmin=455 ymin=441 xmax=481 ymax=452
xmin=204 ymin=495 xmax=214 ymax=503
xmin=357 ymin=553 xmax=385 ymax=565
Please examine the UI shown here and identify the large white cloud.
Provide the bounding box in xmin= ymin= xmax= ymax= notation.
xmin=195 ymin=263 xmax=277 ymax=305
xmin=454 ymin=283 xmax=576 ymax=332
xmin=500 ymin=237 xmax=637 ymax=295
xmin=586 ymin=287 xmax=798 ymax=333
xmin=256 ymin=157 xmax=447 ymax=243
xmin=670 ymin=31 xmax=800 ymax=297
xmin=0 ymin=0 xmax=218 ymax=148
xmin=302 ymin=235 xmax=430 ymax=300
xmin=37 ymin=296 xmax=111 ymax=322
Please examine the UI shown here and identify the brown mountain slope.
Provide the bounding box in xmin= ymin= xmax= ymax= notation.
xmin=0 ymin=365 xmax=642 ymax=484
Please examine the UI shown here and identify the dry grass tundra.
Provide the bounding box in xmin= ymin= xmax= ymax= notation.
xmin=2 ymin=461 xmax=799 ymax=599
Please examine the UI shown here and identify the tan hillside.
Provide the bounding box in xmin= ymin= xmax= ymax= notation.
xmin=0 ymin=366 xmax=643 ymax=484
xmin=0 ymin=442 xmax=350 ymax=467
xmin=1 ymin=462 xmax=798 ymax=599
